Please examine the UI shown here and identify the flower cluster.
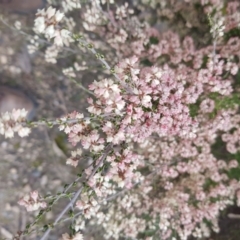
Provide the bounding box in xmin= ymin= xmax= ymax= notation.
xmin=18 ymin=191 xmax=47 ymax=212
xmin=66 ymin=148 xmax=82 ymax=167
xmin=34 ymin=7 xmax=71 ymax=46
xmin=88 ymin=78 xmax=125 ymax=115
xmin=62 ymin=0 xmax=81 ymax=13
xmin=82 ymin=2 xmax=106 ymax=31
xmin=58 ymin=111 xmax=91 ymax=147
xmin=0 ymin=109 xmax=30 ymax=138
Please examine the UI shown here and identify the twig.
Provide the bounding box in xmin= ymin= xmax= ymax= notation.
xmin=28 ymin=112 xmax=119 ymax=129
xmin=94 ymin=0 xmax=118 ymax=29
xmin=40 ymin=144 xmax=112 ymax=240
xmin=68 ymin=77 xmax=95 ymax=96
xmin=75 ymin=36 xmax=135 ymax=95
xmin=0 ymin=16 xmax=81 ymax=56
xmin=76 ymin=37 xmax=121 ymax=82
xmin=228 ymin=213 xmax=240 ymax=219
xmin=61 ymin=164 xmax=167 ymax=224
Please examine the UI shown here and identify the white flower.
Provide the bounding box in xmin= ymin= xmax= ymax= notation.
xmin=61 ymin=29 xmax=70 ymax=38
xmin=55 ymin=10 xmax=65 ymax=22
xmin=45 ymin=45 xmax=59 ymax=64
xmin=59 ymin=125 xmax=65 ymax=131
xmin=5 ymin=128 xmax=14 ymax=138
xmin=36 ymin=8 xmax=45 ymax=15
xmin=18 ymin=109 xmax=28 ymax=118
xmin=110 ymin=84 xmax=120 ymax=93
xmin=46 ymin=6 xmax=56 ymax=19
xmin=45 ymin=25 xmax=55 ymax=38
xmin=66 ymin=157 xmax=79 ymax=167
xmin=34 ymin=7 xmax=67 ymax=47
xmin=14 ymin=21 xmax=21 ymax=30
xmin=142 ymin=95 xmax=151 ymax=106
xmin=116 ymin=100 xmax=125 ymax=111
xmin=18 ymin=127 xmax=31 ymax=137
xmin=54 ymin=32 xmax=64 ymax=46
xmin=63 ymin=67 xmax=76 ymax=78
xmin=2 ymin=112 xmax=11 ymax=121
xmin=34 ymin=17 xmax=45 ymax=33
xmin=0 ymin=109 xmax=30 ymax=138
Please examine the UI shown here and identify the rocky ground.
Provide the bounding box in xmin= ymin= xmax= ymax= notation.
xmin=0 ymin=2 xmax=91 ymax=239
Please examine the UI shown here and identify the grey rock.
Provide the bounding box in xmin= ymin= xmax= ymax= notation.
xmin=0 ymin=86 xmax=36 ymax=121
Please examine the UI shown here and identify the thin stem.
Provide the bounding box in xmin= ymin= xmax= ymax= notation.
xmin=28 ymin=112 xmax=118 ymax=128
xmin=40 ymin=145 xmax=112 ymax=240
xmin=60 ymin=165 xmax=166 ymax=224
xmin=69 ymin=77 xmax=95 ymax=96
xmin=77 ymin=37 xmax=121 ymax=82
xmin=29 ymin=117 xmax=87 ymax=128
xmin=75 ymin=36 xmax=135 ymax=95
xmin=94 ymin=0 xmax=118 ymax=29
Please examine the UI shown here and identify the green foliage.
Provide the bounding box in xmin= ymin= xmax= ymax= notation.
xmin=209 ymin=92 xmax=240 ymax=110
xmin=144 ymin=36 xmax=159 ymax=51
xmin=54 ymin=132 xmax=68 ymax=156
xmin=189 ymin=103 xmax=200 ymax=117
xmin=141 ymin=58 xmax=153 ymax=66
xmin=235 ymin=69 xmax=240 ymax=87
xmin=212 ymin=137 xmax=240 ymax=180
xmin=201 ymin=55 xmax=209 ymax=68
xmin=224 ymin=28 xmax=240 ymax=42
xmin=149 ymin=36 xmax=159 ymax=45
xmin=211 ymin=136 xmax=230 ymax=160
xmin=228 ymin=152 xmax=240 ymax=180
xmin=207 ymin=92 xmax=240 ymax=118
xmin=203 ymin=178 xmax=218 ymax=192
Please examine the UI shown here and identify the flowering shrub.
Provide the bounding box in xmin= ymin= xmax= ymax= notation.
xmin=1 ymin=0 xmax=240 ymax=239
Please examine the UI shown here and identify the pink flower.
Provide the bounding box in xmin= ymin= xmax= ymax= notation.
xmin=18 ymin=191 xmax=46 ymax=212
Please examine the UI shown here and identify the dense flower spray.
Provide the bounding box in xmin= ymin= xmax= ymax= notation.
xmin=0 ymin=0 xmax=239 ymax=239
